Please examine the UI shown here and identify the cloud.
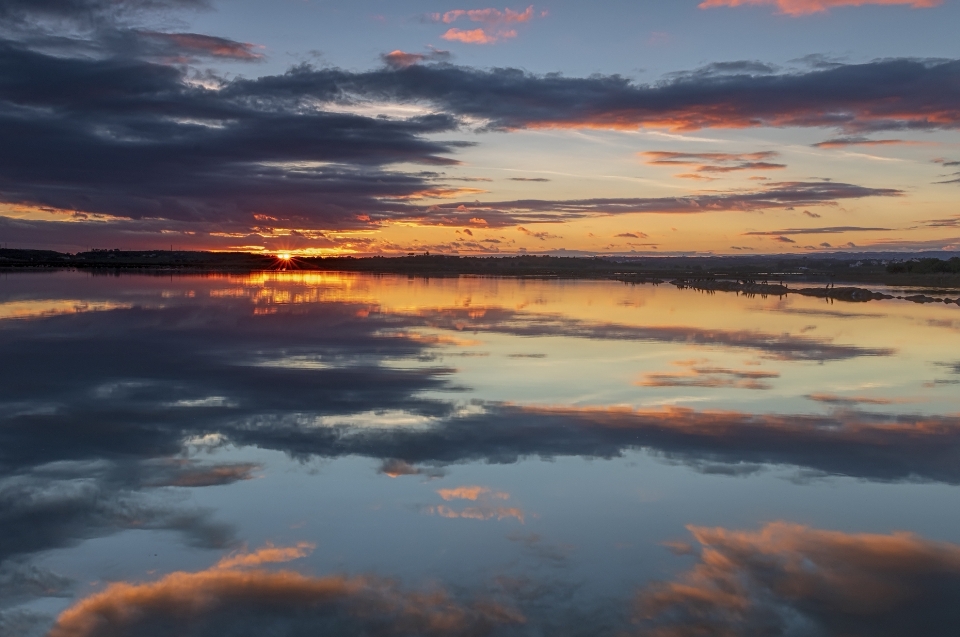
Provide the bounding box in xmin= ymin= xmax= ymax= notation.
xmin=389 ymin=306 xmax=894 ymax=361
xmin=813 ymin=136 xmax=919 ymax=148
xmin=508 ymin=177 xmax=551 ymax=182
xmin=638 ymin=362 xmax=780 ymax=390
xmin=0 ymin=0 xmax=210 ymax=23
xmin=215 ymin=542 xmax=315 ymax=570
xmin=381 ymin=48 xmax=451 ymax=69
xmin=773 ymin=235 xmax=796 ymax=243
xmin=0 ymin=464 xmax=237 ymax=564
xmin=441 ymin=27 xmax=513 ymax=44
xmin=920 ymin=216 xmax=960 ymax=227
xmin=517 ymin=226 xmax=561 ymax=240
xmin=0 ymin=21 xmax=942 ymax=250
xmin=806 ymin=393 xmax=901 ymax=405
xmin=48 ymin=567 xmax=523 ymax=637
xmin=147 ymin=461 xmax=261 ymax=487
xmin=432 ymin=6 xmax=536 ymax=45
xmin=637 ymin=521 xmax=960 ymax=636
xmin=410 ymin=182 xmax=902 ymax=227
xmin=135 ymin=31 xmax=263 ymax=61
xmin=743 ymin=226 xmax=893 ymax=235
xmin=0 ymin=560 xmax=72 ymax=606
xmin=641 ymin=151 xmax=786 ymax=174
xmin=437 ymin=486 xmax=509 ymax=501
xmin=698 ymin=0 xmax=943 ymax=17
xmin=424 ymin=504 xmax=525 ymax=523
xmin=377 ymin=459 xmax=446 ymax=478
xmin=433 ymin=6 xmax=536 ymax=25
xmin=331 ymin=58 xmax=960 ymax=134
xmin=506 ymin=533 xmax=573 ymax=566
xmin=615 ymin=232 xmax=649 ymax=239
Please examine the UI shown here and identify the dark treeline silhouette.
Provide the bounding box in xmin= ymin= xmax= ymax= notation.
xmin=887 ymin=257 xmax=960 ymax=274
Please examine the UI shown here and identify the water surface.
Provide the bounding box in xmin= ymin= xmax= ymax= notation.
xmin=3 ymin=271 xmax=960 ymax=636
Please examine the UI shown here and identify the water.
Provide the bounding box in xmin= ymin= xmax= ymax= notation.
xmin=3 ymin=271 xmax=960 ymax=636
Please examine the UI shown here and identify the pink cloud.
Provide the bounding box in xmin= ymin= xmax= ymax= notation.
xmin=441 ymin=27 xmax=514 ymax=44
xmin=698 ymin=0 xmax=942 ymax=16
xmin=433 ymin=6 xmax=538 ymax=44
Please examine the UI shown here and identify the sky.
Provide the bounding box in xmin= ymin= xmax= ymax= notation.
xmin=1 ymin=0 xmax=959 ymax=255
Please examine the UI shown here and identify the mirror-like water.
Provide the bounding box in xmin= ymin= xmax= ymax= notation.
xmin=3 ymin=271 xmax=960 ymax=636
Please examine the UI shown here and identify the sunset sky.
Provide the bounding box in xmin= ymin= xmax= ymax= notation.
xmin=1 ymin=0 xmax=959 ymax=255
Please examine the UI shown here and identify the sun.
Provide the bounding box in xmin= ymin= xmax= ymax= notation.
xmin=277 ymin=252 xmax=292 ymax=261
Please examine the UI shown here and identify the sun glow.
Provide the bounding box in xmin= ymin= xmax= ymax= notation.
xmin=277 ymin=252 xmax=292 ymax=261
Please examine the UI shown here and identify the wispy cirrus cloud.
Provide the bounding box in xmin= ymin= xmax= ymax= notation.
xmin=698 ymin=0 xmax=942 ymax=17
xmin=410 ymin=181 xmax=901 ymax=227
xmin=641 ymin=150 xmax=786 ymax=174
xmin=813 ymin=136 xmax=925 ymax=148
xmin=743 ymin=226 xmax=894 ymax=236
xmin=637 ymin=360 xmax=780 ymax=390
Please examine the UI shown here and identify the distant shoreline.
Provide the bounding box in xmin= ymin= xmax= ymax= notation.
xmin=2 ymin=249 xmax=959 ymax=297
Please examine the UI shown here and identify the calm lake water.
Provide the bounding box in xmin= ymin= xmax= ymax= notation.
xmin=3 ymin=271 xmax=960 ymax=636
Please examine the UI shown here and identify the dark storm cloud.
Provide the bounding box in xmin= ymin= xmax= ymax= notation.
xmin=637 ymin=521 xmax=960 ymax=637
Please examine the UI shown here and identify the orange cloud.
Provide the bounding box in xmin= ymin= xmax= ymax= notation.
xmin=435 ymin=6 xmax=536 ymax=44
xmin=698 ymin=0 xmax=942 ymax=16
xmin=441 ymin=27 xmax=514 ymax=43
xmin=637 ymin=521 xmax=960 ymax=635
xmin=50 ymin=568 xmax=523 ymax=637
xmin=215 ymin=542 xmax=315 ymax=570
xmin=437 ymin=486 xmax=510 ymax=501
